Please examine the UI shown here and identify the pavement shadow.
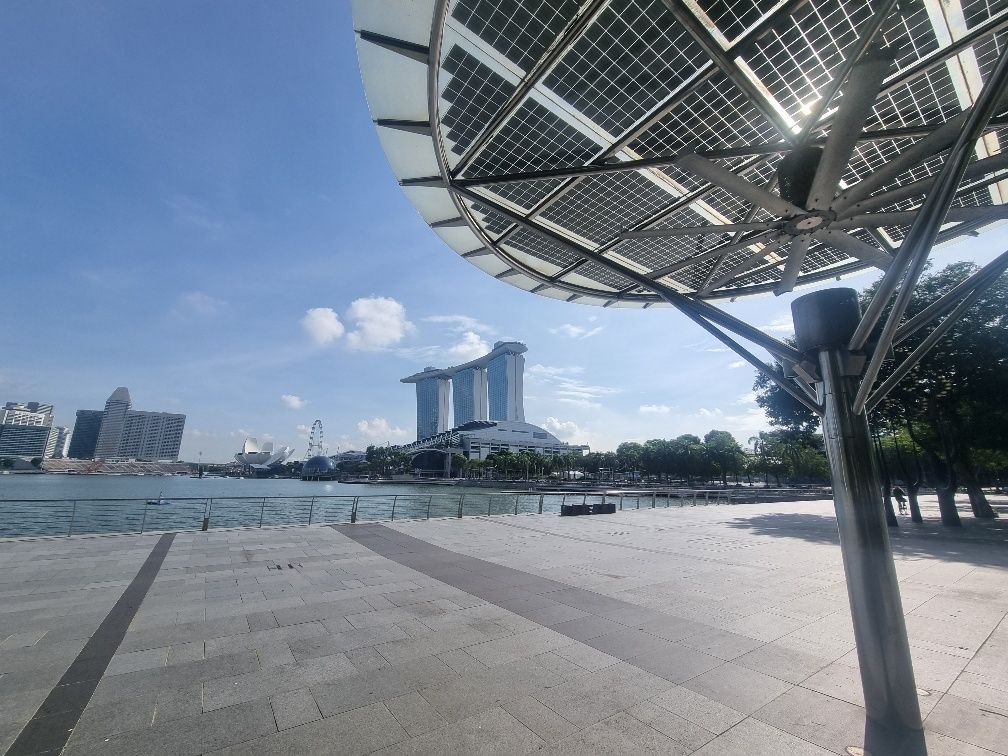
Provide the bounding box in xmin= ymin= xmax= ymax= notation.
xmin=726 ymin=510 xmax=1008 ymax=570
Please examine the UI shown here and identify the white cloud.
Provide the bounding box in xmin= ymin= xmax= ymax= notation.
xmin=281 ymin=394 xmax=306 ymax=410
xmin=736 ymin=391 xmax=757 ymax=405
xmin=356 ymin=417 xmax=411 ymax=441
xmin=528 ymin=363 xmax=619 ymax=410
xmin=728 ymin=360 xmax=747 ymax=369
xmin=550 ymin=323 xmax=604 ymax=339
xmin=527 ymin=364 xmax=584 ymax=378
xmin=346 ymin=297 xmax=415 ymax=351
xmin=557 ymin=397 xmax=601 ymax=409
xmin=640 ymin=404 xmax=672 ymax=414
xmin=543 ymin=417 xmax=583 ymax=441
xmin=301 ymin=307 xmax=345 ymax=345
xmin=423 ymin=314 xmax=493 ymax=334
xmin=760 ymin=315 xmax=794 ymax=335
xmin=172 ymin=291 xmax=224 ymax=319
xmin=447 ymin=331 xmax=490 ymax=362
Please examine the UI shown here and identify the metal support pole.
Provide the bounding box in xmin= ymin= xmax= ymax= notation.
xmin=308 ymin=497 xmax=315 ymax=525
xmin=488 ymin=497 xmax=492 ymax=517
xmin=652 ymin=492 xmax=656 ymax=508
xmin=515 ymin=494 xmax=519 ymax=515
xmin=351 ymin=496 xmax=358 ymax=524
xmin=458 ymin=494 xmax=465 ymax=518
xmin=391 ymin=496 xmax=398 ymax=521
xmin=538 ymin=494 xmax=543 ymax=514
xmin=792 ymin=289 xmax=924 ymax=753
xmin=140 ymin=501 xmax=149 ymax=534
xmin=259 ymin=498 xmax=266 ymax=527
xmin=427 ymin=496 xmax=433 ymax=520
xmin=68 ymin=500 xmax=76 ymax=537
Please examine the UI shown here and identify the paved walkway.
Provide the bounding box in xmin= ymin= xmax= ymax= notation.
xmin=0 ymin=498 xmax=1006 ymax=754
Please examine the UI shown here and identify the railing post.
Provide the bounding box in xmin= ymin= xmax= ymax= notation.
xmin=426 ymin=496 xmax=432 ymax=520
xmin=488 ymin=497 xmax=492 ymax=517
xmin=538 ymin=494 xmax=543 ymax=514
xmin=391 ymin=496 xmax=398 ymax=521
xmin=351 ymin=496 xmax=358 ymax=523
xmin=308 ymin=497 xmax=315 ymax=525
xmin=458 ymin=494 xmax=464 ymax=518
xmin=514 ymin=494 xmax=519 ymax=515
xmin=652 ymin=492 xmax=655 ymax=508
xmin=259 ymin=498 xmax=266 ymax=527
xmin=618 ymin=495 xmax=622 ymax=510
xmin=68 ymin=500 xmax=77 ymax=537
xmin=140 ymin=501 xmax=149 ymax=534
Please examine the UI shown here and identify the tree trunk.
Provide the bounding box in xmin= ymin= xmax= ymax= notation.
xmin=873 ymin=433 xmax=898 ymax=527
xmin=959 ymin=461 xmax=998 ymax=518
xmin=907 ymin=482 xmax=923 ymax=524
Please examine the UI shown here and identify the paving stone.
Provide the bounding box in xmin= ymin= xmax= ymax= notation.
xmin=105 ymin=646 xmax=168 ymax=676
xmin=647 ymin=684 xmax=747 ymax=735
xmin=682 ymin=661 xmax=794 ymax=715
xmin=735 ymin=641 xmax=831 ymax=684
xmin=535 ymin=661 xmax=674 ymax=728
xmin=924 ymin=692 xmax=1008 ymax=754
xmin=375 ymin=705 xmax=543 ymax=755
xmin=501 ymin=695 xmax=577 ymax=744
xmin=312 ymin=655 xmax=458 ymax=718
xmin=64 ymin=698 xmax=276 ymax=756
xmin=271 ymin=687 xmax=321 ymax=731
xmin=538 ymin=710 xmax=683 ymax=755
xmin=753 ymin=685 xmax=866 ymax=754
xmin=202 ymin=652 xmax=355 ymax=710
xmin=691 ymin=717 xmax=835 ymax=755
xmin=386 ymin=691 xmax=447 ymax=737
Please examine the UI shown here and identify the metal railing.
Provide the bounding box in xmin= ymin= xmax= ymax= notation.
xmin=0 ymin=487 xmax=830 ymax=539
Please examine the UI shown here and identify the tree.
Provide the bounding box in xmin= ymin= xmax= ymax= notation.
xmin=615 ymin=442 xmax=644 ymax=475
xmin=703 ymin=430 xmax=745 ymax=486
xmin=869 ymin=262 xmax=1008 ymax=524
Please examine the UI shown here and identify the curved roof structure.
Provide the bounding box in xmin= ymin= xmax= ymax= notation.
xmin=401 ymin=340 xmax=526 ymax=382
xmin=354 ymin=0 xmax=1008 ymax=306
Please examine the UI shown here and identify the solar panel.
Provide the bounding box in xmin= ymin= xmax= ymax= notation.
xmin=358 ymin=0 xmax=1008 ymax=304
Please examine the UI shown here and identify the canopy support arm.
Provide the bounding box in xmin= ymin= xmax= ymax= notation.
xmin=452 ymin=184 xmax=807 ymax=365
xmin=866 ymin=255 xmax=1008 ymax=411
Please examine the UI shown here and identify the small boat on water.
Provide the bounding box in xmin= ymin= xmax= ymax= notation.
xmin=146 ymin=494 xmax=172 ymax=506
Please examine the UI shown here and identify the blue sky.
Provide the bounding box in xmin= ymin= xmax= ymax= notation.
xmin=2 ymin=2 xmax=1004 ymax=462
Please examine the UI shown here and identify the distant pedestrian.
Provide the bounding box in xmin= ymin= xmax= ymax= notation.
xmin=893 ymin=486 xmax=907 ymax=515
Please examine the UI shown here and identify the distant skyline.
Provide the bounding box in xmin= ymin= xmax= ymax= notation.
xmin=3 ymin=2 xmax=1005 ymax=462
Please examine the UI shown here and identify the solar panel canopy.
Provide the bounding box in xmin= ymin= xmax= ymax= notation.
xmin=354 ymin=0 xmax=1008 ymax=307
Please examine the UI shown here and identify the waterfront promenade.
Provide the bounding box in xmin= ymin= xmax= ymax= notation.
xmin=1 ymin=497 xmax=1005 ymax=754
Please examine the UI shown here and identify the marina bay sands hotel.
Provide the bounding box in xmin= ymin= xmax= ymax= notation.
xmin=401 ymin=341 xmax=526 ymax=441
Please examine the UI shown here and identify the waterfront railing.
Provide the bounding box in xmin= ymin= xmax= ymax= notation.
xmin=0 ymin=488 xmax=829 ymax=539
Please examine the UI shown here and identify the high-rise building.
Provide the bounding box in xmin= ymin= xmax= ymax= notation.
xmin=80 ymin=388 xmax=186 ymax=461
xmin=412 ymin=368 xmax=451 ymax=441
xmin=94 ymin=387 xmax=131 ymax=459
xmin=68 ymin=409 xmax=104 ymax=459
xmin=48 ymin=426 xmax=70 ymax=459
xmin=487 ymin=343 xmax=525 ymax=422
xmin=0 ymin=402 xmax=56 ymax=458
xmin=118 ymin=411 xmax=186 ymax=460
xmin=402 ymin=342 xmax=527 ymax=440
xmin=0 ymin=425 xmax=52 ymax=457
xmin=452 ymin=366 xmax=487 ymax=426
xmin=1 ymin=402 xmax=54 ymax=428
